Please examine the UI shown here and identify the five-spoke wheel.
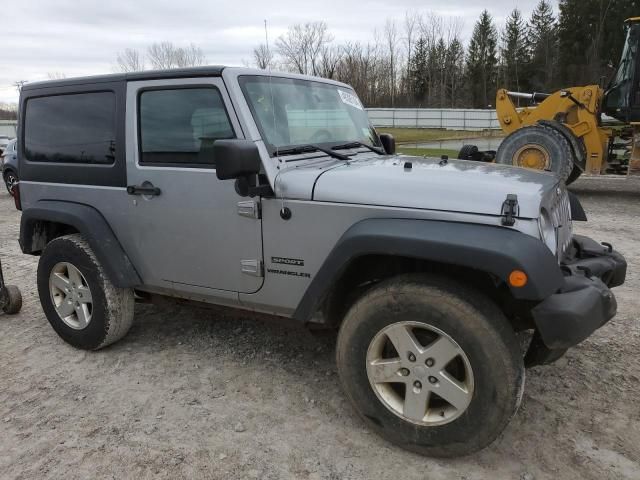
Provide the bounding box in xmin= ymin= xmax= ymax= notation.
xmin=366 ymin=321 xmax=474 ymax=426
xmin=49 ymin=262 xmax=93 ymax=330
xmin=337 ymin=274 xmax=524 ymax=457
xmin=37 ymin=234 xmax=134 ymax=350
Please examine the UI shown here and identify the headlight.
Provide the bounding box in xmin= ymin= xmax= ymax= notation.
xmin=538 ymin=209 xmax=557 ymax=254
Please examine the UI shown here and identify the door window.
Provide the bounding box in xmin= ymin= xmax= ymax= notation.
xmin=139 ymin=87 xmax=235 ymax=167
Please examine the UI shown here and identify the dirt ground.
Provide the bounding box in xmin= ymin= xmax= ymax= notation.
xmin=1 ymin=176 xmax=639 ymax=480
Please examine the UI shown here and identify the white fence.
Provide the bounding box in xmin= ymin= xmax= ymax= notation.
xmin=0 ymin=120 xmax=17 ymax=138
xmin=366 ymin=108 xmax=500 ymax=131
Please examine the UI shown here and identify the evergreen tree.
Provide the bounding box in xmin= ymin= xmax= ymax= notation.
xmin=558 ymin=0 xmax=637 ymax=86
xmin=528 ymin=0 xmax=558 ymax=92
xmin=446 ymin=38 xmax=466 ymax=107
xmin=501 ymin=9 xmax=530 ymax=92
xmin=466 ymin=10 xmax=499 ymax=108
xmin=408 ymin=37 xmax=429 ymax=104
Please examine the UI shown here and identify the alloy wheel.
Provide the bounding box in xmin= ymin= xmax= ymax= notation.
xmin=49 ymin=262 xmax=93 ymax=330
xmin=366 ymin=321 xmax=474 ymax=426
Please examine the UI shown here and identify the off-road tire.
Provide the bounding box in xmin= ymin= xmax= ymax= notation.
xmin=37 ymin=234 xmax=134 ymax=350
xmin=1 ymin=285 xmax=22 ymax=314
xmin=458 ymin=144 xmax=479 ymax=160
xmin=538 ymin=121 xmax=586 ymax=185
xmin=496 ymin=125 xmax=575 ymax=183
xmin=336 ymin=274 xmax=524 ymax=457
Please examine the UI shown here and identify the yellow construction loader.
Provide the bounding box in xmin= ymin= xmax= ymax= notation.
xmin=460 ymin=17 xmax=640 ymax=184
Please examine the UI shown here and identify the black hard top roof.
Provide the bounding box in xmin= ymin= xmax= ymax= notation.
xmin=22 ymin=66 xmax=226 ymax=91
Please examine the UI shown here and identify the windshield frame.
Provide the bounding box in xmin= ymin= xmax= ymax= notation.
xmin=238 ymin=74 xmax=381 ymax=158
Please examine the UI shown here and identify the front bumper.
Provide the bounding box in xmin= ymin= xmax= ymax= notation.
xmin=526 ymin=235 xmax=627 ymax=365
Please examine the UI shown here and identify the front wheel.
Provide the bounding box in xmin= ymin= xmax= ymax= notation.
xmin=336 ymin=274 xmax=524 ymax=457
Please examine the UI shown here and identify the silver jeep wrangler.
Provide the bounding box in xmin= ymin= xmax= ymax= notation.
xmin=14 ymin=67 xmax=626 ymax=457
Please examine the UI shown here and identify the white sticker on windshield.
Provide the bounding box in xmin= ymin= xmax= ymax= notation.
xmin=338 ymin=90 xmax=363 ymax=110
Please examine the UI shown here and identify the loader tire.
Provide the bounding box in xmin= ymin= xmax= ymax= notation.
xmin=496 ymin=125 xmax=575 ymax=183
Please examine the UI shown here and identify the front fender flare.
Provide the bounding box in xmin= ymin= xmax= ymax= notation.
xmin=293 ymin=218 xmax=563 ymax=322
xmin=20 ymin=200 xmax=141 ymax=288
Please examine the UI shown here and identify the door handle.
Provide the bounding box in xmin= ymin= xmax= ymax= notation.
xmin=127 ymin=184 xmax=161 ymax=196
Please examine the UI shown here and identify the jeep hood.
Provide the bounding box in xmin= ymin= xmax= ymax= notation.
xmin=278 ymin=154 xmax=559 ymax=219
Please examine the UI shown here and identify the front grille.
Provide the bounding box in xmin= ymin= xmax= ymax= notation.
xmin=551 ymin=187 xmax=572 ymax=260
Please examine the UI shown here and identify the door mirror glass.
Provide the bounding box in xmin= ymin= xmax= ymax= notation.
xmin=379 ymin=133 xmax=396 ymax=155
xmin=214 ymin=139 xmax=262 ymax=180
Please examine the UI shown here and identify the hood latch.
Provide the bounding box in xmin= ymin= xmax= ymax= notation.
xmin=501 ymin=194 xmax=519 ymax=226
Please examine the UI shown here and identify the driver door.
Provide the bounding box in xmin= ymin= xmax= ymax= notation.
xmin=121 ymin=78 xmax=263 ymax=296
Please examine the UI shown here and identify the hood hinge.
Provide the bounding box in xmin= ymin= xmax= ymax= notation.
xmin=501 ymin=194 xmax=519 ymax=226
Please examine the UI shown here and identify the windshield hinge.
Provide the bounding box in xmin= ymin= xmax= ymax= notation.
xmin=501 ymin=194 xmax=519 ymax=226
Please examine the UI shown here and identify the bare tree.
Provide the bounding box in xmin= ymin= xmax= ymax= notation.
xmin=177 ymin=43 xmax=206 ymax=67
xmin=276 ymin=22 xmax=333 ymax=75
xmin=117 ymin=48 xmax=145 ymax=72
xmin=13 ymin=80 xmax=27 ymax=94
xmin=317 ymin=45 xmax=343 ymax=79
xmin=402 ymin=11 xmax=421 ymax=101
xmin=253 ymin=44 xmax=273 ymax=70
xmin=147 ymin=42 xmax=205 ymax=69
xmin=0 ymin=102 xmax=18 ymax=120
xmin=383 ymin=19 xmax=400 ymax=107
xmin=147 ymin=42 xmax=177 ymax=69
xmin=47 ymin=72 xmax=67 ymax=80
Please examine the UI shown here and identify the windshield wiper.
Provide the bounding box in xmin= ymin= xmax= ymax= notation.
xmin=331 ymin=141 xmax=385 ymax=155
xmin=276 ymin=144 xmax=350 ymax=161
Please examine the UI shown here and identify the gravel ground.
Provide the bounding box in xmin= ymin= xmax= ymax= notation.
xmin=1 ymin=177 xmax=639 ymax=480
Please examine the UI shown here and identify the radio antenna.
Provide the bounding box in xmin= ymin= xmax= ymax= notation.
xmin=264 ymin=19 xmax=278 ymax=159
xmin=265 ymin=19 xmax=286 ymax=212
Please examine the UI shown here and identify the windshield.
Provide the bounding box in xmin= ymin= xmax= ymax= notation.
xmin=239 ymin=75 xmax=380 ymax=155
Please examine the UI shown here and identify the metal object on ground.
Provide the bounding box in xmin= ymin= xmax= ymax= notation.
xmin=0 ymin=257 xmax=23 ymax=315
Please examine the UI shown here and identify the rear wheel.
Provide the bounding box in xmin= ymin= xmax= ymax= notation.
xmin=496 ymin=125 xmax=575 ymax=183
xmin=37 ymin=234 xmax=134 ymax=350
xmin=336 ymin=274 xmax=524 ymax=457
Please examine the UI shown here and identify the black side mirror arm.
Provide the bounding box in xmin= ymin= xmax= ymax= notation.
xmin=235 ymin=174 xmax=274 ymax=198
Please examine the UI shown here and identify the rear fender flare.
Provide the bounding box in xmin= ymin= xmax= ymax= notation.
xmin=20 ymin=200 xmax=141 ymax=288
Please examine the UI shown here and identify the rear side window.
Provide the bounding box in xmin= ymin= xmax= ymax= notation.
xmin=24 ymin=92 xmax=116 ymax=164
xmin=138 ymin=87 xmax=234 ymax=166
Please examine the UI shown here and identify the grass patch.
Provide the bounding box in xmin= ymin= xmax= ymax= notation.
xmin=377 ymin=127 xmax=499 ymax=144
xmin=397 ymin=147 xmax=460 ymax=158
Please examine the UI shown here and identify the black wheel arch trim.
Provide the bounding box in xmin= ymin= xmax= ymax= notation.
xmin=20 ymin=200 xmax=141 ymax=288
xmin=293 ymin=218 xmax=564 ymax=323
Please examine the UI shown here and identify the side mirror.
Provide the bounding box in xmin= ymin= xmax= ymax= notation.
xmin=214 ymin=139 xmax=262 ymax=180
xmin=379 ymin=133 xmax=396 ymax=155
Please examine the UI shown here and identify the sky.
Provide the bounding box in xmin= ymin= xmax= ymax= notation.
xmin=0 ymin=0 xmax=551 ymax=103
